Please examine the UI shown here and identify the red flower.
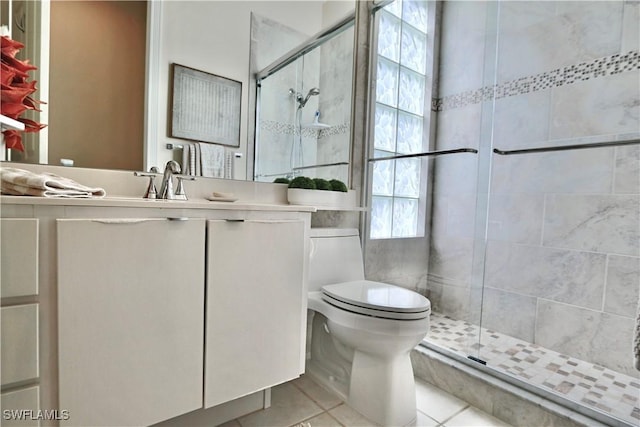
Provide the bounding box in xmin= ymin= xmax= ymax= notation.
xmin=1 ymin=35 xmax=45 ymax=152
xmin=20 ymin=117 xmax=46 ymax=133
xmin=2 ymin=129 xmax=24 ymax=152
xmin=1 ymin=36 xmax=24 ymax=58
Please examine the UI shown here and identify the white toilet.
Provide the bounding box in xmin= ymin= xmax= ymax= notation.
xmin=305 ymin=228 xmax=431 ymax=427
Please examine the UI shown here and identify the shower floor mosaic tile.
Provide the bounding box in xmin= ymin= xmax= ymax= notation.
xmin=427 ymin=312 xmax=640 ymax=426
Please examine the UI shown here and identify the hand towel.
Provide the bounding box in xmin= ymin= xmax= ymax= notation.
xmin=0 ymin=167 xmax=106 ymax=198
xmin=181 ymin=144 xmax=192 ymax=175
xmin=198 ymin=142 xmax=225 ymax=178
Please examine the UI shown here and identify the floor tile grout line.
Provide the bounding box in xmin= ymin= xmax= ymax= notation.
xmin=417 ymin=408 xmax=440 ymax=426
xmin=291 ymin=376 xmax=346 ymax=412
xmin=294 ymin=407 xmax=347 ymax=427
xmin=436 ymin=404 xmax=470 ymax=426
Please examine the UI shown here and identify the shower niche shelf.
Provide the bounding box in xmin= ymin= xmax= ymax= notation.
xmin=301 ymin=122 xmax=330 ymax=130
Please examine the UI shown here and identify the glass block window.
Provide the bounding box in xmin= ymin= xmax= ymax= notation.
xmin=370 ymin=0 xmax=431 ymax=239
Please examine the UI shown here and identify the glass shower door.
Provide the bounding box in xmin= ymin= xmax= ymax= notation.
xmin=254 ymin=21 xmax=354 ymax=183
xmin=473 ymin=2 xmax=640 ymax=425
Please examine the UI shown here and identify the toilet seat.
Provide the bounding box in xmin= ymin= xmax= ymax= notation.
xmin=321 ymin=280 xmax=431 ymax=321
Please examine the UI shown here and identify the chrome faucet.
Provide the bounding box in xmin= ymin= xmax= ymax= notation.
xmin=159 ymin=160 xmax=181 ymax=200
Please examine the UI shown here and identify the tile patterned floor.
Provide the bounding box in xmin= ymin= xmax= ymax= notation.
xmin=427 ymin=312 xmax=640 ymax=426
xmin=218 ymin=374 xmax=511 ymax=427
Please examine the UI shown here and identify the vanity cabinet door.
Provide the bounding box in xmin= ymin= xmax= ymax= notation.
xmin=57 ymin=218 xmax=205 ymax=427
xmin=1 ymin=304 xmax=39 ymax=386
xmin=1 ymin=218 xmax=38 ymax=297
xmin=205 ymin=219 xmax=306 ymax=408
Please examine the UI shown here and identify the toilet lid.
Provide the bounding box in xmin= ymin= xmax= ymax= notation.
xmin=321 ymin=281 xmax=431 ymax=320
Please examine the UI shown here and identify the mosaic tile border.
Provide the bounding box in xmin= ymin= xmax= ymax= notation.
xmin=260 ymin=120 xmax=351 ymax=139
xmin=433 ymin=50 xmax=640 ymax=112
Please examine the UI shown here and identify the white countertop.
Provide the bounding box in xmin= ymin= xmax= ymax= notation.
xmin=0 ymin=195 xmax=317 ymax=212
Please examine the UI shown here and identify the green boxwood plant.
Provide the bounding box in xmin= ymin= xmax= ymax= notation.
xmin=287 ymin=176 xmax=348 ymax=192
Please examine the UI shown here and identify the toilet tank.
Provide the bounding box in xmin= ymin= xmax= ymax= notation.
xmin=308 ymin=228 xmax=365 ymax=292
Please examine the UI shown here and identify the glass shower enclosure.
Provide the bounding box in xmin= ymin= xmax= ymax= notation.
xmin=419 ymin=1 xmax=639 ymax=426
xmin=253 ymin=17 xmax=355 ymax=184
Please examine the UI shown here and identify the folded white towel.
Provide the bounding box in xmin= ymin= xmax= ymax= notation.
xmin=0 ymin=167 xmax=106 ymax=198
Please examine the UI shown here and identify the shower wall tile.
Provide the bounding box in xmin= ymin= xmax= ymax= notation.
xmin=250 ymin=13 xmax=308 ymax=71
xmin=436 ymin=282 xmax=472 ymax=321
xmin=255 ymin=127 xmax=293 ymax=177
xmin=365 ymin=236 xmax=430 ymax=292
xmin=487 ymin=193 xmax=544 ymax=245
xmin=429 ymin=235 xmax=475 ymax=285
xmin=425 ymin=279 xmax=444 ymax=313
xmin=614 ymin=144 xmax=640 ymax=194
xmin=622 ymin=1 xmax=640 ymax=53
xmin=485 ymin=241 xmax=606 ymax=310
xmin=536 ymin=300 xmax=638 ymax=376
xmin=425 ymin=277 xmax=480 ymax=323
xmin=497 ymin=1 xmax=556 ymax=37
xmin=317 ymin=27 xmax=352 ymax=184
xmin=554 ymin=2 xmax=624 ymax=58
xmin=496 ymin=1 xmax=624 ymax=83
xmin=435 ymin=103 xmax=482 ymax=150
xmin=604 ymin=254 xmax=640 ymax=318
xmin=430 ymin=193 xmax=449 ymax=238
xmin=549 ymin=71 xmax=640 ymax=141
xmin=491 ymin=90 xmax=551 ymax=149
xmin=481 ymin=288 xmax=537 ymax=342
xmin=445 ymin=193 xmax=477 ymax=239
xmin=543 ymin=194 xmax=640 ymax=257
xmin=433 ymin=156 xmax=479 ymax=196
xmin=259 ymin=65 xmax=298 ymax=123
xmin=490 ymin=148 xmax=614 ymax=195
xmin=438 ymin=1 xmax=488 ymax=97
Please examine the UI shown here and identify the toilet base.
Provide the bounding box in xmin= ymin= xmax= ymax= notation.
xmin=306 ymin=311 xmax=421 ymax=426
xmin=348 ymin=349 xmax=417 ymax=427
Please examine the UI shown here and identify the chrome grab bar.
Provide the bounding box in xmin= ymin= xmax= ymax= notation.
xmin=493 ymin=139 xmax=640 ymax=156
xmin=292 ymin=162 xmax=350 ymax=171
xmin=367 ymin=148 xmax=478 ymax=162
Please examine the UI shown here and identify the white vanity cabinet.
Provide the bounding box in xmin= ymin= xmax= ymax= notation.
xmin=1 ymin=218 xmax=41 ymax=426
xmin=57 ymin=218 xmax=206 ymax=427
xmin=204 ymin=219 xmax=306 ymax=408
xmin=1 ymin=193 xmax=312 ymax=427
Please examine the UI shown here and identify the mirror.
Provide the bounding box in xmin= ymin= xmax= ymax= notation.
xmin=2 ymin=0 xmax=356 ymax=181
xmin=253 ymin=13 xmax=355 ymax=185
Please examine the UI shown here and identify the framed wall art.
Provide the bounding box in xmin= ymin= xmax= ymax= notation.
xmin=170 ymin=64 xmax=242 ymax=147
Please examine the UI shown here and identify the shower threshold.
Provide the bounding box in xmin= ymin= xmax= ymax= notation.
xmin=423 ymin=312 xmax=639 ymax=427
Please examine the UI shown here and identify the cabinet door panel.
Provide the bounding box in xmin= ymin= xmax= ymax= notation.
xmin=205 ymin=220 xmax=306 ymax=408
xmin=1 ymin=218 xmax=38 ymax=297
xmin=57 ymin=218 xmax=205 ymax=427
xmin=1 ymin=386 xmax=40 ymax=427
xmin=1 ymin=304 xmax=39 ymax=386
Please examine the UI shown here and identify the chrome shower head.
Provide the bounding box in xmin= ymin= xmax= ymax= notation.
xmin=298 ymin=87 xmax=320 ymax=108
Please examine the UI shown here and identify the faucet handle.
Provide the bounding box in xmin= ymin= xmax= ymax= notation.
xmin=175 ymin=175 xmax=196 ymax=200
xmin=133 ymin=171 xmax=158 ymax=199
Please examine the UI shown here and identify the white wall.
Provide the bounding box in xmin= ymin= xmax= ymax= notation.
xmin=155 ymin=1 xmax=327 ymax=179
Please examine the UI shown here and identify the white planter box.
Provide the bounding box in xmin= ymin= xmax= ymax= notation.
xmin=287 ymin=188 xmax=355 ymax=208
